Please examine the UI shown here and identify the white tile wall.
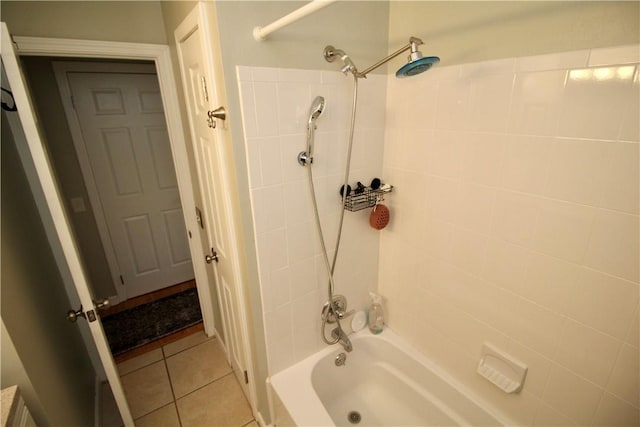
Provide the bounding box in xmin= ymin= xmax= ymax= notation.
xmin=380 ymin=45 xmax=640 ymax=426
xmin=237 ymin=46 xmax=638 ymax=426
xmin=237 ymin=66 xmax=386 ymax=374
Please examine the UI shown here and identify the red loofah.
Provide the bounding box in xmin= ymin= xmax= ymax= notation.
xmin=369 ymin=204 xmax=390 ymax=230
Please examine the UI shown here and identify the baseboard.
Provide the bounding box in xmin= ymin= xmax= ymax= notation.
xmin=256 ymin=410 xmax=272 ymax=427
xmin=213 ymin=327 xmax=229 ymax=356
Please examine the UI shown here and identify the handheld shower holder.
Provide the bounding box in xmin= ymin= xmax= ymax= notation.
xmin=298 ymin=151 xmax=312 ymax=166
xmin=324 ymin=45 xmax=357 ymax=75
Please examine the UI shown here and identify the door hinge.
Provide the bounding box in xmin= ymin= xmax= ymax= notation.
xmin=70 ymin=95 xmax=76 ymax=109
xmin=119 ymin=275 xmax=124 ymax=285
xmin=244 ymin=370 xmax=249 ymax=384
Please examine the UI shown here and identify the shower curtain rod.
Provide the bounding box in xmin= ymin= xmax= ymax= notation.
xmin=253 ymin=0 xmax=338 ymax=41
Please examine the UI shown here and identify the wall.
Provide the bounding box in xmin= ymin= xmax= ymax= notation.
xmin=21 ymin=57 xmax=116 ymax=298
xmin=1 ymin=110 xmax=97 ymax=427
xmin=379 ymin=44 xmax=639 ymax=426
xmin=0 ymin=1 xmax=167 ymax=44
xmin=0 ymin=1 xmax=183 ymax=299
xmin=213 ymin=1 xmax=389 ymax=418
xmin=237 ymin=66 xmax=387 ymax=373
xmin=213 ymin=2 xmax=390 ymax=339
xmin=381 ymin=3 xmax=640 ymax=425
xmin=388 ymin=1 xmax=639 ymax=68
xmin=1 ymin=320 xmax=47 ymax=425
xmin=215 ymin=0 xmax=389 ymax=227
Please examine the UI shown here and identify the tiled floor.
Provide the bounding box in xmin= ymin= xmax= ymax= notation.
xmin=110 ymin=331 xmax=256 ymax=427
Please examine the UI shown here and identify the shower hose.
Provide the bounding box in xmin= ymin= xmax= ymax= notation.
xmin=307 ymin=73 xmax=359 ymax=346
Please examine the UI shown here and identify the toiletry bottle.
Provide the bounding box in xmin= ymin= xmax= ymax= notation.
xmin=368 ymin=292 xmax=384 ymax=334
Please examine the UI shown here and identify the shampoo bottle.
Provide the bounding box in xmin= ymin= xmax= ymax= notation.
xmin=368 ymin=292 xmax=384 ymax=334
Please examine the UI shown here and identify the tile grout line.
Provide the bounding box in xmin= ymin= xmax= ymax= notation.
xmin=241 ymin=418 xmax=258 ymax=427
xmin=118 ymin=352 xmax=164 ymax=378
xmin=119 ymin=333 xmax=212 ymax=377
xmin=161 ymin=346 xmax=184 ymax=427
xmin=164 ymin=335 xmax=215 ymax=359
xmin=173 ymin=370 xmax=236 ymax=402
xmin=121 ymin=334 xmax=242 ymax=425
xmin=163 ymin=338 xmax=253 ymax=426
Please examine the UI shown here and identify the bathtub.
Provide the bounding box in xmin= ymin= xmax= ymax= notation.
xmin=270 ymin=328 xmax=511 ymax=426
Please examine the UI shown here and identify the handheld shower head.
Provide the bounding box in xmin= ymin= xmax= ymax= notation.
xmin=308 ymin=96 xmax=325 ymax=125
xmin=298 ymin=96 xmax=325 ymax=166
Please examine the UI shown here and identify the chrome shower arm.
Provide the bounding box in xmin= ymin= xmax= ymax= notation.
xmin=355 ymin=36 xmax=423 ymax=78
xmin=324 ymin=46 xmax=358 ymax=74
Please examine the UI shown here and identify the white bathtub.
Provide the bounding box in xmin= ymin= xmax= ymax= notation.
xmin=270 ymin=328 xmax=511 ymax=426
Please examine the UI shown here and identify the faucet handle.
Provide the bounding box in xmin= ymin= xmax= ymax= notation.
xmin=321 ymin=295 xmax=349 ymax=323
xmin=337 ymin=309 xmax=355 ymax=320
xmin=331 ymin=327 xmax=353 ymax=352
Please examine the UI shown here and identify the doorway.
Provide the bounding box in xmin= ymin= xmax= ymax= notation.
xmin=3 ymin=20 xmax=258 ymax=425
xmin=21 ymin=57 xmax=204 ymax=355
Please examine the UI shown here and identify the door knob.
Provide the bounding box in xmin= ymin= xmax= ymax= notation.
xmin=206 ymin=107 xmax=226 ymax=129
xmin=205 ymin=248 xmax=219 ymax=264
xmin=208 ymin=106 xmax=226 ymax=121
xmin=66 ymin=305 xmax=86 ymax=323
xmin=94 ymin=298 xmax=110 ymax=311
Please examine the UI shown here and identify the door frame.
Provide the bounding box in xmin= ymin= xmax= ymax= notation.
xmin=52 ymin=61 xmax=194 ymax=303
xmin=12 ymin=35 xmax=217 ymax=335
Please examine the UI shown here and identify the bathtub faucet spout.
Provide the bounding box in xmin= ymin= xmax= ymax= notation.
xmin=331 ymin=327 xmax=353 ymax=352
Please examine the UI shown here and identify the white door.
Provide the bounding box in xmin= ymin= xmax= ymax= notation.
xmin=0 ymin=22 xmax=135 ymax=426
xmin=175 ymin=4 xmax=250 ymax=399
xmin=64 ymin=70 xmax=194 ymax=299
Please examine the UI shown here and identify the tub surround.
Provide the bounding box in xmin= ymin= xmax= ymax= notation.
xmin=238 ymin=45 xmax=639 ymax=426
xmin=380 ymin=44 xmax=639 ymax=426
xmin=236 ymin=66 xmax=386 ymax=375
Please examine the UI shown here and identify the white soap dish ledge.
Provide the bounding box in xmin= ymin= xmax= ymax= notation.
xmin=477 ymin=342 xmax=528 ymax=394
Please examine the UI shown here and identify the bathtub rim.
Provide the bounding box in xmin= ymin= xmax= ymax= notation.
xmin=269 ymin=327 xmax=516 ymax=427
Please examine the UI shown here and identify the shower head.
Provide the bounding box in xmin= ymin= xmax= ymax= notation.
xmin=299 ymin=96 xmax=325 ymax=166
xmin=396 ymin=56 xmax=440 ymax=78
xmin=308 ymin=96 xmax=325 ymax=126
xmin=396 ymin=38 xmax=440 ymax=78
xmin=324 ymin=37 xmax=439 ymax=79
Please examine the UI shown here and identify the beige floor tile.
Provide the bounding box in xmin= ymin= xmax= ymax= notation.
xmin=166 ymin=339 xmax=231 ymax=398
xmin=134 ymin=403 xmax=180 ymax=427
xmin=121 ymin=361 xmax=173 ymax=419
xmin=117 ymin=348 xmax=163 ymax=376
xmin=163 ymin=330 xmax=211 ymax=357
xmin=242 ymin=421 xmax=259 ymax=427
xmin=177 ymin=374 xmax=253 ymax=427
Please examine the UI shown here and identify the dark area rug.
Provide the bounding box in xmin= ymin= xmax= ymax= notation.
xmin=102 ymin=288 xmax=202 ymax=355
